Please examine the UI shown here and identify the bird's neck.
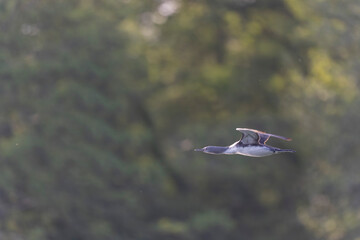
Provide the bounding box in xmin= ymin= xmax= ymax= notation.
xmin=206 ymin=146 xmax=229 ymax=154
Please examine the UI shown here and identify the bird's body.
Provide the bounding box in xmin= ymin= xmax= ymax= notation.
xmin=194 ymin=128 xmax=295 ymax=157
xmin=225 ymin=144 xmax=275 ymax=157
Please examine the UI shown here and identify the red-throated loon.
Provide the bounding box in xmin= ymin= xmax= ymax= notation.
xmin=194 ymin=128 xmax=295 ymax=157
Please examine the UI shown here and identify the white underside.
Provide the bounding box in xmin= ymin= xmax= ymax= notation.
xmin=224 ymin=145 xmax=275 ymax=157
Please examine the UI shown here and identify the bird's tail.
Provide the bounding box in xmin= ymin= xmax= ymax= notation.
xmin=275 ymin=148 xmax=296 ymax=153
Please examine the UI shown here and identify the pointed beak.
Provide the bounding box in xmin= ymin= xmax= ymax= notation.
xmin=194 ymin=148 xmax=204 ymax=152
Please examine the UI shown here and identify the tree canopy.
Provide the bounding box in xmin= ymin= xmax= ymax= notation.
xmin=0 ymin=0 xmax=359 ymax=239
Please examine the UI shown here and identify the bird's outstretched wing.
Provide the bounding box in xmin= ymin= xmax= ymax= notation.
xmin=236 ymin=128 xmax=292 ymax=145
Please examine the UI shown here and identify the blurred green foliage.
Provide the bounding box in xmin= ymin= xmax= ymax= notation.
xmin=0 ymin=0 xmax=359 ymax=239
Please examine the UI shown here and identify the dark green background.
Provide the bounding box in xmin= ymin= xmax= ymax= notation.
xmin=1 ymin=0 xmax=359 ymax=239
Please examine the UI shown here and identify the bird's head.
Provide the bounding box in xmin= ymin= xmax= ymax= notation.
xmin=194 ymin=147 xmax=208 ymax=153
xmin=194 ymin=146 xmax=228 ymax=154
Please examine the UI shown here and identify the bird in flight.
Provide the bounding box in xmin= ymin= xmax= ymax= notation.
xmin=194 ymin=128 xmax=295 ymax=157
